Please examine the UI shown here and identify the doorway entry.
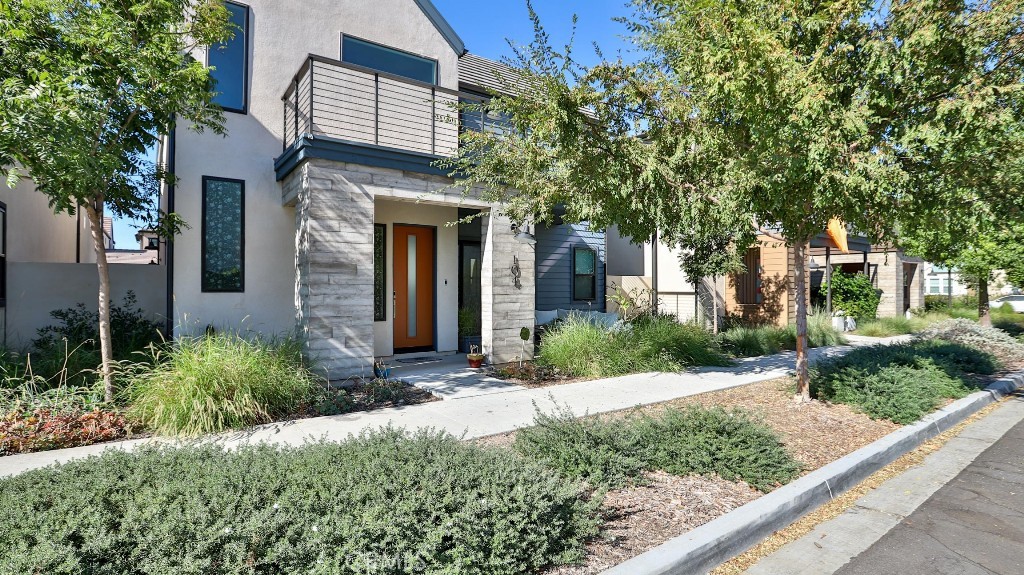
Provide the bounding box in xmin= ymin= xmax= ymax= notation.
xmin=393 ymin=224 xmax=435 ymax=353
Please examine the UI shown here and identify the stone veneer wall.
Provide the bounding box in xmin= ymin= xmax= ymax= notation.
xmin=291 ymin=160 xmax=376 ymax=379
xmin=288 ymin=158 xmax=536 ymax=376
xmin=481 ymin=211 xmax=536 ymax=364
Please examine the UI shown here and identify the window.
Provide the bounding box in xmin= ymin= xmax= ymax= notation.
xmin=208 ymin=2 xmax=249 ymax=113
xmin=736 ymin=247 xmax=761 ymax=305
xmin=573 ymin=247 xmax=597 ymax=301
xmin=202 ymin=177 xmax=244 ymax=292
xmin=0 ymin=201 xmax=5 ymax=307
xmin=929 ymin=278 xmax=942 ymax=294
xmin=342 ymin=36 xmax=437 ymax=84
xmin=374 ymin=224 xmax=386 ymax=322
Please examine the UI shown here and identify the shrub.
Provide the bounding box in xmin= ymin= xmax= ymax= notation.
xmin=811 ymin=340 xmax=996 ymax=423
xmin=513 ymin=404 xmax=647 ymax=488
xmin=637 ymin=406 xmax=803 ymax=491
xmin=2 ymin=293 xmax=163 ymax=390
xmin=514 ymin=404 xmax=801 ymax=492
xmin=826 ymin=271 xmax=880 ymax=320
xmin=538 ymin=314 xmax=729 ymax=378
xmin=126 ymin=332 xmax=317 ymax=436
xmin=718 ymin=312 xmax=845 ymax=357
xmin=917 ymin=319 xmax=1024 ymax=364
xmin=0 ymin=428 xmax=600 ymax=575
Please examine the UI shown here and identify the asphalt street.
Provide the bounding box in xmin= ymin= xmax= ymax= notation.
xmin=834 ymin=415 xmax=1024 ymax=575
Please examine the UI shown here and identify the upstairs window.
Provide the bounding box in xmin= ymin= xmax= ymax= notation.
xmin=342 ymin=36 xmax=437 ymax=84
xmin=573 ymin=247 xmax=597 ymax=301
xmin=208 ymin=1 xmax=249 ymax=113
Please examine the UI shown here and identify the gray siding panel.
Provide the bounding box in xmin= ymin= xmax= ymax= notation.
xmin=535 ymin=222 xmax=606 ymax=312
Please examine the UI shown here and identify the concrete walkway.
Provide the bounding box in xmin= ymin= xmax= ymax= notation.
xmin=744 ymin=392 xmax=1024 ymax=575
xmin=0 ymin=338 xmax=902 ymax=479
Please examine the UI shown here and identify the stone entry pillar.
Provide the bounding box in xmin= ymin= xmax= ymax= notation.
xmin=291 ymin=160 xmax=375 ymax=379
xmin=480 ymin=211 xmax=536 ymax=365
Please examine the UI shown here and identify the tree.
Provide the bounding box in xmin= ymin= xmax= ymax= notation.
xmin=949 ymin=225 xmax=1024 ymax=327
xmin=0 ymin=0 xmax=231 ymax=401
xmin=442 ymin=0 xmax=1024 ymax=400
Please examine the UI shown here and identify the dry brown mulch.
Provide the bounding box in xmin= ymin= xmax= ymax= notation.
xmin=505 ymin=377 xmax=900 ymax=574
xmin=548 ymin=472 xmax=762 ymax=575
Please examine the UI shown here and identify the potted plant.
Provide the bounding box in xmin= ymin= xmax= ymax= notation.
xmin=458 ymin=307 xmax=482 ymax=353
xmin=373 ymin=358 xmax=390 ymax=379
xmin=466 ymin=345 xmax=485 ymax=369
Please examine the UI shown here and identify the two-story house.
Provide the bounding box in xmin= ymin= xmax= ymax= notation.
xmin=162 ymin=0 xmax=606 ymax=378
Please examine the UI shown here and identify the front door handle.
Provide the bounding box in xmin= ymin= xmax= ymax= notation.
xmin=393 ymin=291 xmax=397 ymax=319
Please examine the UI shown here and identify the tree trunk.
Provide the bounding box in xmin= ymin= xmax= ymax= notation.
xmin=793 ymin=242 xmax=811 ymax=401
xmin=978 ymin=274 xmax=991 ymax=328
xmin=85 ymin=204 xmax=116 ymax=402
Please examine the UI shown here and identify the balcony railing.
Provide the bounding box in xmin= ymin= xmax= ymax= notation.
xmin=282 ymin=55 xmax=486 ymax=157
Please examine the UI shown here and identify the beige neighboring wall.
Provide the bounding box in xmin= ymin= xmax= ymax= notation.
xmin=0 ymin=179 xmax=89 ymax=263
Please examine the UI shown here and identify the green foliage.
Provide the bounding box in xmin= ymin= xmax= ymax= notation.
xmin=514 ymin=404 xmax=801 ymax=492
xmin=0 ymin=429 xmax=600 ymax=574
xmin=811 ymin=340 xmax=996 ymax=423
xmin=718 ymin=312 xmax=845 ymax=357
xmin=826 ymin=272 xmax=880 ymax=321
xmin=924 ymin=294 xmax=978 ymax=312
xmin=855 ymin=313 xmax=951 ymax=337
xmin=458 ymin=306 xmax=480 ymax=337
xmin=125 ymin=333 xmax=317 ymax=436
xmin=918 ymin=319 xmax=1024 ymax=364
xmin=538 ymin=314 xmax=729 ymax=378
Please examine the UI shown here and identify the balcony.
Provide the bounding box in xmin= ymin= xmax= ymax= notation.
xmin=278 ymin=55 xmax=492 ymax=180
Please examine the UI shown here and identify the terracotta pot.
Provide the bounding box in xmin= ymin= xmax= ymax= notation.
xmin=467 ymin=355 xmax=485 ymax=368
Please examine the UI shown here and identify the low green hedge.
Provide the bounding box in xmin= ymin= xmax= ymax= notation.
xmin=514 ymin=404 xmax=802 ymax=492
xmin=0 ymin=428 xmax=600 ymax=575
xmin=810 ymin=340 xmax=997 ymax=423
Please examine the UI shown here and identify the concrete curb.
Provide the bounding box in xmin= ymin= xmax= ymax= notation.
xmin=602 ymin=371 xmax=1024 ymax=575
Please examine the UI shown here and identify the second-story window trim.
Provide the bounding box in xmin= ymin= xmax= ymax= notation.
xmin=207 ymin=1 xmax=250 ymax=114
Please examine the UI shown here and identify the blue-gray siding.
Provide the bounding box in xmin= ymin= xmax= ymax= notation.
xmin=535 ymin=222 xmax=606 ymax=312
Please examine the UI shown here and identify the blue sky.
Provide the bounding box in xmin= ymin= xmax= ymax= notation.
xmin=434 ymin=0 xmax=635 ymax=64
xmin=110 ymin=1 xmax=638 ymax=247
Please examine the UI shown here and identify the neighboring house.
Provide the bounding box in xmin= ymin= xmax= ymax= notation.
xmin=925 ymin=264 xmax=971 ymax=297
xmin=535 ymin=210 xmax=607 ymax=315
xmin=605 ymin=226 xmax=720 ymax=324
xmin=164 ymin=0 xmax=603 ymax=377
xmin=0 ymin=182 xmax=166 ymax=347
xmin=821 ymin=247 xmax=925 ymax=317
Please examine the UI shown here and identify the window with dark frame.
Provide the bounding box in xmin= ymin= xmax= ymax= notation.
xmin=0 ymin=201 xmax=6 ymax=308
xmin=736 ymin=247 xmax=761 ymax=305
xmin=573 ymin=247 xmax=597 ymax=301
xmin=208 ymin=1 xmax=249 ymax=113
xmin=341 ymin=35 xmax=437 ymax=84
xmin=373 ymin=224 xmax=386 ymax=322
xmin=202 ymin=177 xmax=244 ymax=292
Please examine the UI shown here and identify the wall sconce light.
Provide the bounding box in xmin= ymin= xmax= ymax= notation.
xmin=510 ymin=222 xmax=536 ymax=245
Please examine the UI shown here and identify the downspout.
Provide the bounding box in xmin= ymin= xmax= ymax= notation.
xmin=164 ymin=126 xmax=176 ymax=338
xmin=76 ymin=205 xmax=81 ymax=263
xmin=651 ymin=231 xmax=659 ymax=315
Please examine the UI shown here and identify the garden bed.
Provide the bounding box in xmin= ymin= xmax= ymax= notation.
xmin=477 ymin=377 xmax=901 ymax=574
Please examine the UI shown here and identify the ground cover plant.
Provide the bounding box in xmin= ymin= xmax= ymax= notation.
xmin=0 ymin=382 xmax=131 ymax=455
xmin=810 ymin=340 xmax=997 ymax=423
xmin=514 ymin=403 xmax=802 ymax=492
xmin=0 ymin=428 xmax=600 ymax=575
xmin=125 ymin=332 xmax=317 ymax=436
xmin=537 ymin=314 xmax=729 ymax=378
xmin=718 ymin=312 xmax=844 ymax=358
xmin=917 ymin=319 xmax=1024 ymax=364
xmin=854 ymin=312 xmax=950 ymax=337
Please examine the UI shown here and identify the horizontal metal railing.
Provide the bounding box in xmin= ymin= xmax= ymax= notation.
xmin=282 ymin=55 xmax=487 ymax=157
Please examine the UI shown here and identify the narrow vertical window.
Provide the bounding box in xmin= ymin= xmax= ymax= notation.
xmin=202 ymin=177 xmax=244 ymax=292
xmin=0 ymin=201 xmax=6 ymax=308
xmin=374 ymin=224 xmax=386 ymax=321
xmin=737 ymin=247 xmax=761 ymax=304
xmin=573 ymin=247 xmax=597 ymax=301
xmin=209 ymin=2 xmax=249 ymax=113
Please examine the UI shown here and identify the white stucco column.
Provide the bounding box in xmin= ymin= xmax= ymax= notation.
xmin=480 ymin=211 xmax=536 ymax=365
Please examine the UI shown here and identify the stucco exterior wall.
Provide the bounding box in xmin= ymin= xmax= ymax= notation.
xmin=0 ymin=180 xmax=89 ymax=264
xmin=4 ymin=262 xmax=165 ymax=348
xmin=172 ymin=0 xmax=462 ymax=337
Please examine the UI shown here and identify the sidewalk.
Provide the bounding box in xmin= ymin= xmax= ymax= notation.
xmin=0 ymin=338 xmax=901 ymax=478
xmin=744 ymin=391 xmax=1024 ymax=575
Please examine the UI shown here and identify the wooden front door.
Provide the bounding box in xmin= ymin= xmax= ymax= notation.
xmin=393 ymin=225 xmax=435 ymax=352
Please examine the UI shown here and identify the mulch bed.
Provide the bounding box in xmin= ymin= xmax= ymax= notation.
xmin=488 ymin=361 xmax=586 ymax=388
xmin=477 ymin=377 xmax=902 ymax=574
xmin=291 ymin=378 xmax=439 ymax=419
